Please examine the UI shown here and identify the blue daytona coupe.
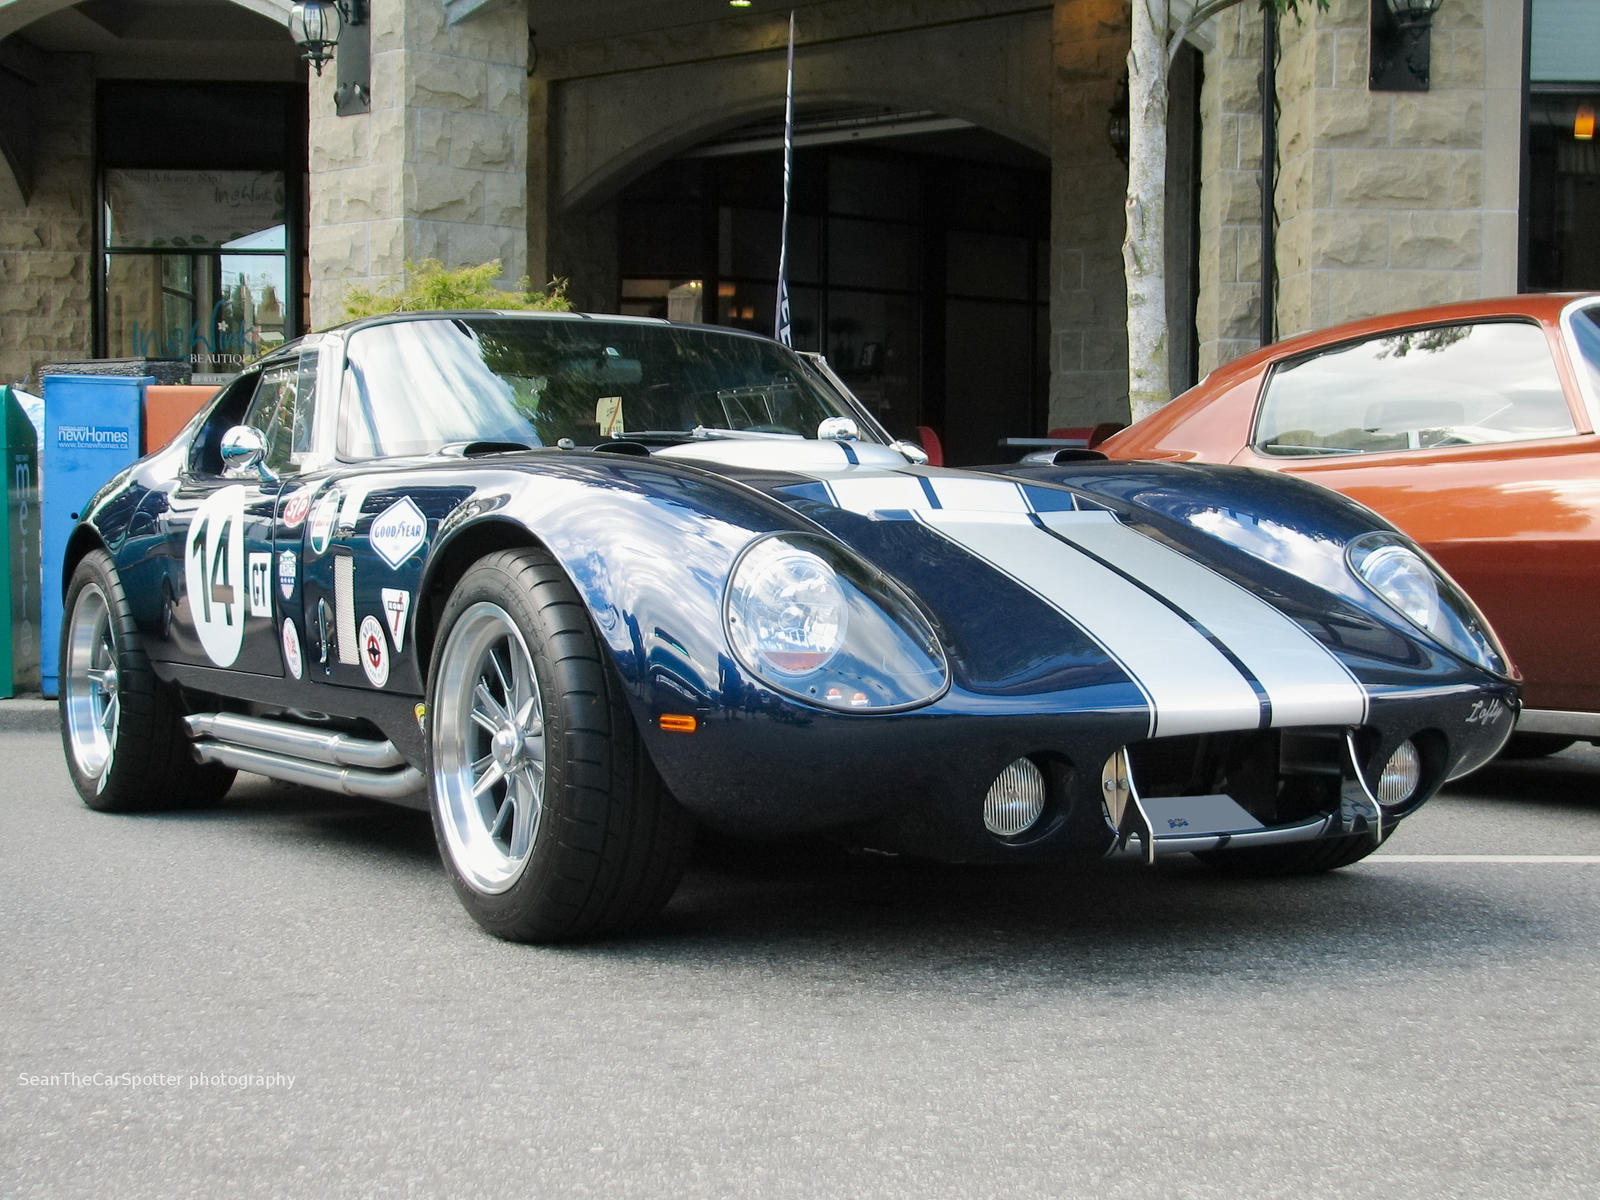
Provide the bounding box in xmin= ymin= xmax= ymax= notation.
xmin=58 ymin=311 xmax=1517 ymax=941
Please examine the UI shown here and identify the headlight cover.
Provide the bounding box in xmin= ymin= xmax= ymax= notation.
xmin=724 ymin=533 xmax=949 ymax=711
xmin=1347 ymin=532 xmax=1508 ymax=675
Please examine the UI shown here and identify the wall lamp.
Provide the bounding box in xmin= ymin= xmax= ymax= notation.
xmin=289 ymin=1 xmax=370 ymax=116
xmin=1369 ymin=0 xmax=1443 ymax=92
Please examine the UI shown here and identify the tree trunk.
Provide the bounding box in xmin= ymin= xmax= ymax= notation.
xmin=1124 ymin=0 xmax=1170 ymax=423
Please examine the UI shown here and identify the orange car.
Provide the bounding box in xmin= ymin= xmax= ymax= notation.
xmin=1100 ymin=293 xmax=1600 ymax=756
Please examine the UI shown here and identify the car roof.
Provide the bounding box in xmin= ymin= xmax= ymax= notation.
xmin=1200 ymin=293 xmax=1597 ymax=390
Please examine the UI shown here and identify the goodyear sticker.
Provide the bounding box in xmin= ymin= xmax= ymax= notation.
xmin=370 ymin=497 xmax=427 ymax=569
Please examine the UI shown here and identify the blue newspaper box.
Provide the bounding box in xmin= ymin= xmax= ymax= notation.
xmin=41 ymin=374 xmax=147 ymax=697
xmin=1 ymin=385 xmax=41 ymax=698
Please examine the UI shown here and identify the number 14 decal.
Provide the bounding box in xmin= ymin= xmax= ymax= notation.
xmin=183 ymin=485 xmax=251 ymax=667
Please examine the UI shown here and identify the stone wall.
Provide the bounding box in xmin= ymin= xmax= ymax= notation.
xmin=1194 ymin=10 xmax=1265 ymax=379
xmin=307 ymin=0 xmax=528 ymax=329
xmin=1196 ymin=0 xmax=1523 ymax=369
xmin=1046 ymin=0 xmax=1135 ymax=429
xmin=0 ymin=45 xmax=93 ymax=388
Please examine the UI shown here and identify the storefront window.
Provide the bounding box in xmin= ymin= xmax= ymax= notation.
xmin=1526 ymin=1 xmax=1600 ymax=290
xmin=96 ymin=82 xmax=302 ymax=380
xmin=618 ymin=136 xmax=1048 ymax=463
xmin=104 ymin=169 xmax=289 ymax=371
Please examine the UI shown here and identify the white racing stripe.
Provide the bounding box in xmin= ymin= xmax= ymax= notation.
xmin=918 ymin=510 xmax=1262 ymax=738
xmin=1035 ymin=510 xmax=1367 ymax=729
xmin=812 ymin=468 xmax=1371 ymax=738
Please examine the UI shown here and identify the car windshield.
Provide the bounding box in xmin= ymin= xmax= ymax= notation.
xmin=336 ymin=315 xmax=873 ymax=459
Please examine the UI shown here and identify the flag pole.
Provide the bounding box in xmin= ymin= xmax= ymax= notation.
xmin=775 ymin=10 xmax=796 ymax=347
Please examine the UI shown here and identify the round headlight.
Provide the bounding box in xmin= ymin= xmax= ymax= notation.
xmin=1347 ymin=531 xmax=1506 ymax=675
xmin=725 ymin=538 xmax=848 ymax=676
xmin=1353 ymin=542 xmax=1441 ymax=630
xmin=723 ymin=533 xmax=950 ymax=712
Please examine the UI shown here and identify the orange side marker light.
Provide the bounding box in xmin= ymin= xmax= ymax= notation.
xmin=659 ymin=714 xmax=699 ymax=734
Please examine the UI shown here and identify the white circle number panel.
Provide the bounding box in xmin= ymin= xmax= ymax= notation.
xmin=184 ymin=485 xmax=250 ymax=667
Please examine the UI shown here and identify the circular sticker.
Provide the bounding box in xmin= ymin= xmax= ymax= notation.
xmin=309 ymin=489 xmax=341 ymax=555
xmin=281 ymin=618 xmax=304 ymax=680
xmin=360 ymin=615 xmax=390 ymax=688
xmin=281 ymin=487 xmax=314 ymax=530
xmin=183 ymin=485 xmax=248 ymax=667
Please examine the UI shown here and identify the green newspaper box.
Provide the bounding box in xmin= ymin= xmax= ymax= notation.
xmin=0 ymin=384 xmax=42 ymax=697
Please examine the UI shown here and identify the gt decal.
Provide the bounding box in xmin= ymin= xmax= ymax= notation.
xmin=247 ymin=552 xmax=272 ymax=619
xmin=360 ymin=614 xmax=390 ymax=687
xmin=183 ymin=485 xmax=248 ymax=667
xmin=370 ymin=497 xmax=427 ymax=569
xmin=382 ymin=588 xmax=411 ymax=652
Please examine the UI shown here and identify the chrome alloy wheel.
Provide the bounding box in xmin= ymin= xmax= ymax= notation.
xmin=432 ymin=601 xmax=548 ymax=894
xmin=62 ymin=581 xmax=120 ymax=792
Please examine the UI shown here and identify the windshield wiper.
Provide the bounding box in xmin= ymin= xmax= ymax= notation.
xmin=688 ymin=426 xmax=803 ymax=441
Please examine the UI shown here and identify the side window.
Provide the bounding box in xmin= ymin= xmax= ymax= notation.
xmin=241 ymin=348 xmax=319 ymax=474
xmin=1254 ymin=320 xmax=1576 ymax=457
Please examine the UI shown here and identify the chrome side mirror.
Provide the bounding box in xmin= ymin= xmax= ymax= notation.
xmin=817 ymin=416 xmax=859 ymax=442
xmin=220 ymin=425 xmax=277 ymax=483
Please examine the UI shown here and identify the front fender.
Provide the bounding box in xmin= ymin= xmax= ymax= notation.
xmin=418 ymin=455 xmax=823 ymax=725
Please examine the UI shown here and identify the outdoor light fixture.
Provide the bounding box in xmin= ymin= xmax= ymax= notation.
xmin=1576 ymin=102 xmax=1596 ymax=142
xmin=288 ymin=1 xmax=370 ymax=116
xmin=1369 ymin=0 xmax=1444 ymax=92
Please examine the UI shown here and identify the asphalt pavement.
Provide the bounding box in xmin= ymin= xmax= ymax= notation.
xmin=3 ymin=714 xmax=1599 ymax=1199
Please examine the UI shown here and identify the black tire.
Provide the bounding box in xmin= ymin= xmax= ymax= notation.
xmin=1194 ymin=827 xmax=1392 ymax=877
xmin=425 ymin=548 xmax=695 ymax=942
xmin=1499 ymin=733 xmax=1576 ymax=760
xmin=59 ymin=550 xmax=236 ymax=813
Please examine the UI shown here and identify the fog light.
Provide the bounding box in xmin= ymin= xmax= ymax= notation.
xmin=1378 ymin=740 xmax=1422 ymax=806
xmin=984 ymin=758 xmax=1047 ymax=837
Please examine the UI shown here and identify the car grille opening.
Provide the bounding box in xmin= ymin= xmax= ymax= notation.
xmin=1119 ymin=728 xmax=1349 ymax=828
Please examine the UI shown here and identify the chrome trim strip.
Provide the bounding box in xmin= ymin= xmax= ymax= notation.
xmin=1516 ymin=708 xmax=1600 ymax=738
xmin=184 ymin=712 xmax=407 ymax=769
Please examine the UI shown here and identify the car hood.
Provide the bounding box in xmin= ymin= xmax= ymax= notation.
xmin=647 ymin=438 xmax=1420 ymax=737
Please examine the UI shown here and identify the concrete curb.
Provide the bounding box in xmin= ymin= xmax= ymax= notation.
xmin=0 ymin=697 xmax=58 ymax=733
